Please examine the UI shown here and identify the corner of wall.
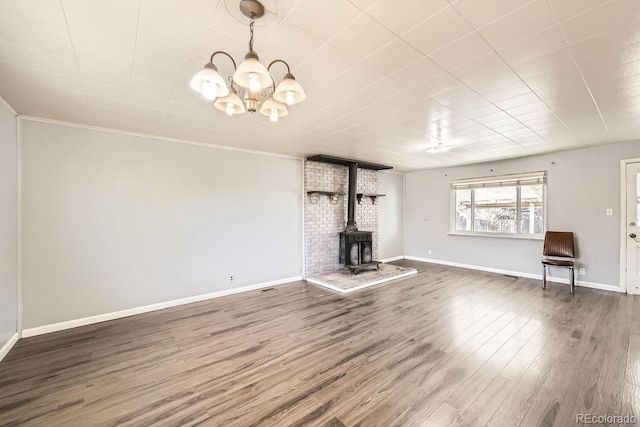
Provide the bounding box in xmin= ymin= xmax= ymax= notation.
xmin=16 ymin=115 xmax=22 ymax=338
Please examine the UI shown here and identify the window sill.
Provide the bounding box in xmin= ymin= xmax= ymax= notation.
xmin=448 ymin=231 xmax=544 ymax=241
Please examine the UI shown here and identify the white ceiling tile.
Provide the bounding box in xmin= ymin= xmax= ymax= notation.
xmin=129 ymin=91 xmax=172 ymax=110
xmin=152 ymin=0 xmax=221 ymax=25
xmin=27 ymin=82 xmax=87 ymax=105
xmin=135 ymin=37 xmax=194 ymax=73
xmin=0 ymin=60 xmax=23 ymax=81
xmin=18 ymin=67 xmax=82 ymax=93
xmin=0 ymin=18 xmax=75 ymax=59
xmin=367 ymin=0 xmax=449 ymax=35
xmin=311 ymin=62 xmax=385 ymax=103
xmin=402 ymin=6 xmax=474 ymax=55
xmin=195 ymin=28 xmax=245 ymax=64
xmin=560 ymin=0 xmax=640 ymax=44
xmin=472 ymin=110 xmax=511 ymax=124
xmin=127 ymin=103 xmax=166 ymax=120
xmin=0 ymin=41 xmax=19 ymax=64
xmin=170 ymin=88 xmax=209 ymax=106
xmin=348 ymin=0 xmax=379 ymax=11
xmin=10 ymin=45 xmax=80 ymax=78
xmin=548 ymin=0 xmax=615 ymax=22
xmin=329 ymin=13 xmax=396 ymax=60
xmin=389 ymin=57 xmax=445 ymax=88
xmin=164 ymin=111 xmax=198 ymax=126
xmin=166 ymin=101 xmax=207 ymax=117
xmin=429 ymin=32 xmax=494 ymax=70
xmin=453 ymin=0 xmax=534 ymax=29
xmin=286 ymin=0 xmax=361 ymax=42
xmin=85 ymin=96 xmax=130 ymax=115
xmin=571 ymin=27 xmax=640 ymax=64
xmin=498 ymin=25 xmax=567 ymax=65
xmin=615 ymin=58 xmax=640 ymax=79
xmin=133 ymin=58 xmax=186 ymax=88
xmin=0 ymin=0 xmax=69 ymax=36
xmin=130 ymin=76 xmax=176 ymax=99
xmin=510 ymin=47 xmax=575 ymax=80
xmin=362 ymin=38 xmax=423 ymax=76
xmin=452 ymin=53 xmax=521 ymax=94
xmin=460 ymin=103 xmax=501 ymax=119
xmin=294 ymin=44 xmax=358 ymax=92
xmin=78 ymin=63 xmax=131 ymax=89
xmin=260 ymin=21 xmax=324 ymax=70
xmin=505 ymin=100 xmax=549 ymax=116
xmin=494 ymin=91 xmax=540 ymax=110
xmin=481 ymin=81 xmax=532 ymax=103
xmin=75 ymin=43 xmax=134 ymax=75
xmin=478 ymin=0 xmax=557 ymax=50
xmin=84 ymin=81 xmax=130 ymax=102
xmin=139 ymin=0 xmax=208 ymax=51
xmin=62 ymin=0 xmax=140 ymax=56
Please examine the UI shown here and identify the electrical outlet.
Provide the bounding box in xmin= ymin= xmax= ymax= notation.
xmin=229 ymin=275 xmax=235 ymax=283
xmin=579 ymin=268 xmax=585 ymax=275
xmin=428 ymin=250 xmax=432 ymax=255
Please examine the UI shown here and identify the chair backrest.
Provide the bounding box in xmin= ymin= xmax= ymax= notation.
xmin=543 ymin=231 xmax=575 ymax=257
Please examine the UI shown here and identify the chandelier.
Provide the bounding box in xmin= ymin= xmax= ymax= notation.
xmin=189 ymin=0 xmax=306 ymax=122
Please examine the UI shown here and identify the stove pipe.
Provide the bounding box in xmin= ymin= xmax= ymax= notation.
xmin=345 ymin=163 xmax=358 ymax=232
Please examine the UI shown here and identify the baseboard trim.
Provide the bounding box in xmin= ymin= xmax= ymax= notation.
xmin=21 ymin=276 xmax=302 ymax=338
xmin=380 ymin=256 xmax=405 ymax=263
xmin=404 ymin=256 xmax=623 ymax=293
xmin=0 ymin=332 xmax=19 ymax=362
xmin=306 ymin=269 xmax=417 ymax=294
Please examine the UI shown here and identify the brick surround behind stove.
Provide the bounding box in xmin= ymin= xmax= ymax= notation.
xmin=304 ymin=160 xmax=378 ymax=276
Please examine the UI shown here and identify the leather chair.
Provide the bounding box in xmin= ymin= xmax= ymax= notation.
xmin=542 ymin=231 xmax=576 ymax=293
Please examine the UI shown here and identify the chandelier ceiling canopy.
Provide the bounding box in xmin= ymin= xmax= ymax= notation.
xmin=190 ymin=0 xmax=306 ymax=122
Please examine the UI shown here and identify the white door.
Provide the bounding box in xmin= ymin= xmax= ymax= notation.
xmin=625 ymin=162 xmax=640 ymax=294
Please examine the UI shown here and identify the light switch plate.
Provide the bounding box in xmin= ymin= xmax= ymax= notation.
xmin=606 ymin=208 xmax=613 ymax=216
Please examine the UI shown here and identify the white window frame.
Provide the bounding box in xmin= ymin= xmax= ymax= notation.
xmin=449 ymin=171 xmax=547 ymax=240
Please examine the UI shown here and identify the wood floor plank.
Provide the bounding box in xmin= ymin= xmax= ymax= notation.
xmin=0 ymin=260 xmax=637 ymax=426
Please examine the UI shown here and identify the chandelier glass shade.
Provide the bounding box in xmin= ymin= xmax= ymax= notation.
xmin=259 ymin=96 xmax=288 ymax=122
xmin=189 ymin=0 xmax=306 ymax=121
xmin=214 ymin=86 xmax=246 ymax=116
xmin=189 ymin=63 xmax=229 ymax=101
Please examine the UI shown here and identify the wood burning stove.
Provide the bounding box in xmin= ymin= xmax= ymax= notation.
xmin=339 ymin=231 xmax=373 ymax=266
xmin=307 ymin=155 xmax=392 ymax=274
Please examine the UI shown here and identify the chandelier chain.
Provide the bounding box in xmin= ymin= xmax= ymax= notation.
xmin=249 ymin=14 xmax=255 ymax=52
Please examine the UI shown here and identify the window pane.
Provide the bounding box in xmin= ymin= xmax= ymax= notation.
xmin=455 ymin=189 xmax=471 ymax=231
xmin=473 ymin=187 xmax=517 ymax=233
xmin=520 ymin=184 xmax=544 ymax=234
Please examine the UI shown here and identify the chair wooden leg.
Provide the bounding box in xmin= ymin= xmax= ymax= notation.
xmin=570 ymin=267 xmax=575 ymax=294
xmin=542 ymin=265 xmax=546 ymax=289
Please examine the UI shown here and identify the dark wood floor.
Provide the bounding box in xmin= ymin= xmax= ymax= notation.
xmin=1 ymin=260 xmax=639 ymax=426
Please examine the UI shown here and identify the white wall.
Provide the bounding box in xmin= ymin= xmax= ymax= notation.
xmin=405 ymin=140 xmax=640 ymax=288
xmin=378 ymin=172 xmax=404 ymax=260
xmin=0 ymin=99 xmax=18 ymax=354
xmin=21 ymin=120 xmax=302 ymax=329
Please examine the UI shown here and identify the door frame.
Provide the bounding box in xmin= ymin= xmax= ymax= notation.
xmin=620 ymin=157 xmax=640 ymax=294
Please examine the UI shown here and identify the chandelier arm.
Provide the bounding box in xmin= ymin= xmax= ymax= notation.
xmin=259 ymin=75 xmax=276 ymax=98
xmin=210 ymin=51 xmax=238 ymax=70
xmin=267 ymin=59 xmax=291 ymax=76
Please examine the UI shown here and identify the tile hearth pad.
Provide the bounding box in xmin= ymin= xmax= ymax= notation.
xmin=306 ymin=264 xmax=417 ymax=293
